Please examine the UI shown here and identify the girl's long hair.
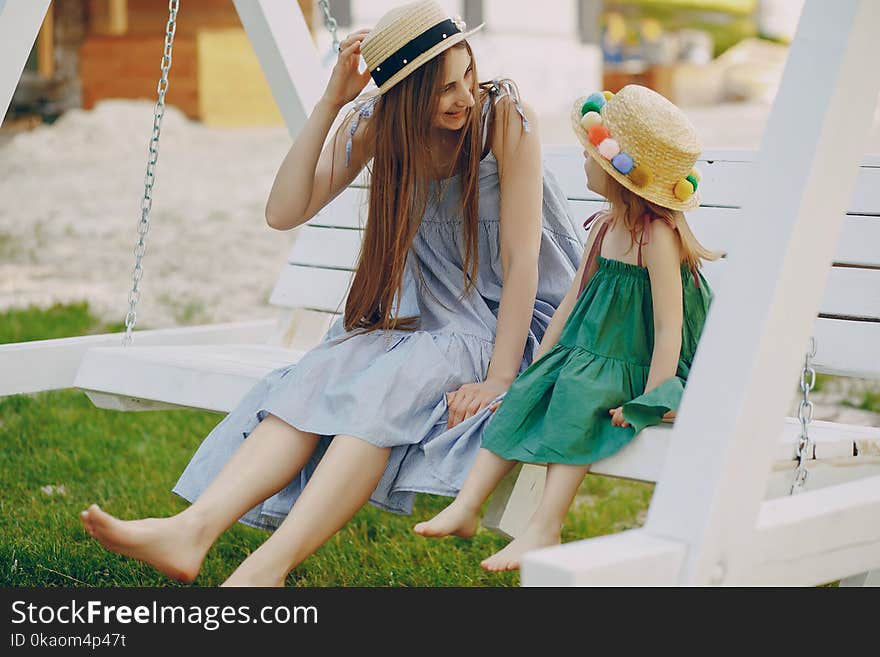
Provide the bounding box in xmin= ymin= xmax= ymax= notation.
xmin=336 ymin=41 xmax=486 ymax=335
xmin=602 ymin=175 xmax=722 ymax=271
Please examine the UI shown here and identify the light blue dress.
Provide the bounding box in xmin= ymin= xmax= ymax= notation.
xmin=172 ymin=80 xmax=584 ymax=529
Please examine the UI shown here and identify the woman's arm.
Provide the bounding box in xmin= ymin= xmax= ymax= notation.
xmin=445 ymin=96 xmax=543 ymax=428
xmin=609 ymin=220 xmax=683 ymax=427
xmin=265 ymin=30 xmax=373 ymax=231
xmin=486 ymin=95 xmax=544 ymax=385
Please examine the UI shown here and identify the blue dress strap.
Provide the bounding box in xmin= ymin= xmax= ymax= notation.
xmin=484 ymin=78 xmax=530 ymax=134
xmin=345 ymin=93 xmax=380 ymax=168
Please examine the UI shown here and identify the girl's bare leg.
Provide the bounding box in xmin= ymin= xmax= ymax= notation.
xmin=222 ymin=434 xmax=390 ymax=587
xmin=80 ymin=414 xmax=320 ymax=583
xmin=481 ymin=462 xmax=590 ymax=572
xmin=413 ymin=448 xmax=517 ymax=538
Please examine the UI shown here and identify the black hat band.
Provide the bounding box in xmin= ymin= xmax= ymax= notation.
xmin=370 ymin=19 xmax=462 ymax=88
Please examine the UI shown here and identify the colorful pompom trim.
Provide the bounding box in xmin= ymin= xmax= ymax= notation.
xmin=580 ymin=111 xmax=603 ymax=129
xmin=629 ymin=164 xmax=653 ymax=187
xmin=673 ymin=179 xmax=695 ymax=201
xmin=588 ymin=124 xmax=610 ymax=145
xmin=612 ymin=153 xmax=634 ymax=174
xmin=598 ymin=138 xmax=620 ymax=160
xmin=578 ymin=90 xmax=698 ymax=205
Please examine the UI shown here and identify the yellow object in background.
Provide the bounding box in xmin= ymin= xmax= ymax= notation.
xmin=198 ymin=29 xmax=284 ymax=127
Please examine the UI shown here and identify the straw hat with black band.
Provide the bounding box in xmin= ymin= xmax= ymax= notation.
xmin=360 ymin=0 xmax=484 ymax=95
xmin=571 ymin=85 xmax=703 ymax=212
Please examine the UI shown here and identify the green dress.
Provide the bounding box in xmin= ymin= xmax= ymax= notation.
xmin=482 ymin=212 xmax=714 ymax=465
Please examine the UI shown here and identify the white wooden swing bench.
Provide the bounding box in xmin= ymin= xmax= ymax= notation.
xmin=64 ymin=146 xmax=880 ymax=513
xmin=3 ymin=0 xmax=879 ymax=586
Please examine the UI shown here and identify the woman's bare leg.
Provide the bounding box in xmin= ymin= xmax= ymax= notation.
xmin=413 ymin=448 xmax=518 ymax=538
xmin=80 ymin=413 xmax=320 ymax=583
xmin=222 ymin=434 xmax=390 ymax=587
xmin=481 ymin=462 xmax=590 ymax=572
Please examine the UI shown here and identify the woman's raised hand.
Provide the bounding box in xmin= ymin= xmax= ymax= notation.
xmin=322 ymin=29 xmax=373 ymax=109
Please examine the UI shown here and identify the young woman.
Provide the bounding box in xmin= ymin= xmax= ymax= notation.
xmin=79 ymin=0 xmax=583 ymax=586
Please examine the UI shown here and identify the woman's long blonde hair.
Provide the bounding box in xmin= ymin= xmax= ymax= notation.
xmin=331 ymin=42 xmax=489 ymax=335
xmin=602 ymin=174 xmax=722 ymax=271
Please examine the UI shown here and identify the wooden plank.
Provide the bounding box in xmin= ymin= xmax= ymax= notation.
xmin=546 ymin=145 xmax=880 ymax=213
xmin=567 ymin=200 xmax=880 ymax=268
xmin=306 ymin=187 xmax=369 ymax=229
xmin=741 ymin=475 xmax=880 ymax=585
xmin=74 ymin=343 xmax=306 ymax=413
xmin=79 ymin=35 xmax=199 ymax=118
xmin=0 ymin=319 xmax=277 ymax=397
xmin=288 ymin=225 xmax=361 ymax=269
xmin=521 ymin=529 xmax=686 ymax=587
xmin=89 ymin=0 xmax=128 ymax=36
xmin=0 ymin=0 xmax=51 ymax=126
xmin=812 ymin=317 xmax=880 ymax=378
xmin=269 ymin=264 xmax=351 ymax=313
xmin=639 ymin=0 xmax=880 ymax=587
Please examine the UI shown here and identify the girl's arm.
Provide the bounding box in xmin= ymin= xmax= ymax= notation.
xmin=533 ymin=215 xmax=604 ymax=360
xmin=610 ymin=220 xmax=683 ymax=427
xmin=446 ymin=95 xmax=543 ymax=428
xmin=265 ymin=30 xmax=373 ymax=231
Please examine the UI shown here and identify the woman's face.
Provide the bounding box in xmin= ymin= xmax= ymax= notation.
xmin=433 ymin=46 xmax=475 ymax=131
xmin=584 ymin=153 xmax=608 ymax=195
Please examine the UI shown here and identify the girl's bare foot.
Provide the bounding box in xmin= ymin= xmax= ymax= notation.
xmin=413 ymin=500 xmax=480 ymax=538
xmin=80 ymin=504 xmax=207 ymax=583
xmin=480 ymin=525 xmax=561 ymax=572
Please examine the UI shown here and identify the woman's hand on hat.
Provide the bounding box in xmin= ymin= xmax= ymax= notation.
xmin=446 ymin=379 xmax=510 ymax=429
xmin=323 ymin=29 xmax=373 ymax=110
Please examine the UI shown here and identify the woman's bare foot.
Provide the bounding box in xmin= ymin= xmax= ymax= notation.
xmin=80 ymin=504 xmax=208 ymax=583
xmin=413 ymin=500 xmax=480 ymax=538
xmin=480 ymin=525 xmax=561 ymax=572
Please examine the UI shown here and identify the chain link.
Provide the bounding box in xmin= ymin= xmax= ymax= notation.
xmin=122 ymin=0 xmax=179 ymax=347
xmin=317 ymin=0 xmax=341 ymax=54
xmin=790 ymin=336 xmax=817 ymax=494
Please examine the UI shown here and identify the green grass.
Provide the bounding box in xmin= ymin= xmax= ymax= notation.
xmin=1 ymin=302 xmax=653 ymax=587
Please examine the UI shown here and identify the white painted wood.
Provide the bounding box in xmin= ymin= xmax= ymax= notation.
xmin=482 ymin=464 xmax=546 ymax=540
xmin=521 ymin=529 xmax=686 ymax=587
xmin=306 ymin=187 xmax=369 ymax=229
xmin=269 ymin=265 xmax=352 ymax=314
xmin=279 ymin=226 xmax=880 ymax=320
xmin=0 ymin=320 xmax=276 ymax=397
xmin=522 ymin=474 xmax=880 ymax=586
xmin=74 ymin=344 xmax=307 ymax=413
xmin=640 ymin=0 xmax=880 ymax=587
xmin=566 ymin=200 xmax=880 ymax=268
xmin=0 ymin=0 xmax=50 ymax=127
xmin=288 ymin=225 xmax=361 ymax=269
xmin=739 ymin=475 xmax=880 ymax=585
xmin=521 ymin=0 xmax=880 ymax=586
xmin=839 ymin=570 xmax=880 ymax=587
xmin=546 ymin=146 xmax=880 ymax=214
xmin=485 ymin=418 xmax=880 ymax=539
xmin=231 ymin=0 xmax=326 ymax=139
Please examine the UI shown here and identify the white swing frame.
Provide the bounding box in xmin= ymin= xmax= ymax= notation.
xmin=1 ymin=0 xmax=878 ymax=587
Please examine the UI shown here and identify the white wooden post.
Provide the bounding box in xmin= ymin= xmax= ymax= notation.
xmin=522 ymin=0 xmax=880 ymax=586
xmin=0 ymin=0 xmax=50 ymax=127
xmin=231 ymin=0 xmax=327 ymax=139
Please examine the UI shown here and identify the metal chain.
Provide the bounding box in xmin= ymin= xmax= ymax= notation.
xmin=791 ymin=336 xmax=817 ymax=494
xmin=122 ymin=0 xmax=179 ymax=347
xmin=317 ymin=0 xmax=341 ymax=53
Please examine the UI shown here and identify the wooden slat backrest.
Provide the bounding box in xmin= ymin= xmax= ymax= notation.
xmin=268 ymin=147 xmax=880 ymax=377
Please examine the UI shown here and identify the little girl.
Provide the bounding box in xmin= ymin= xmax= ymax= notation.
xmin=414 ymin=84 xmax=720 ymax=571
